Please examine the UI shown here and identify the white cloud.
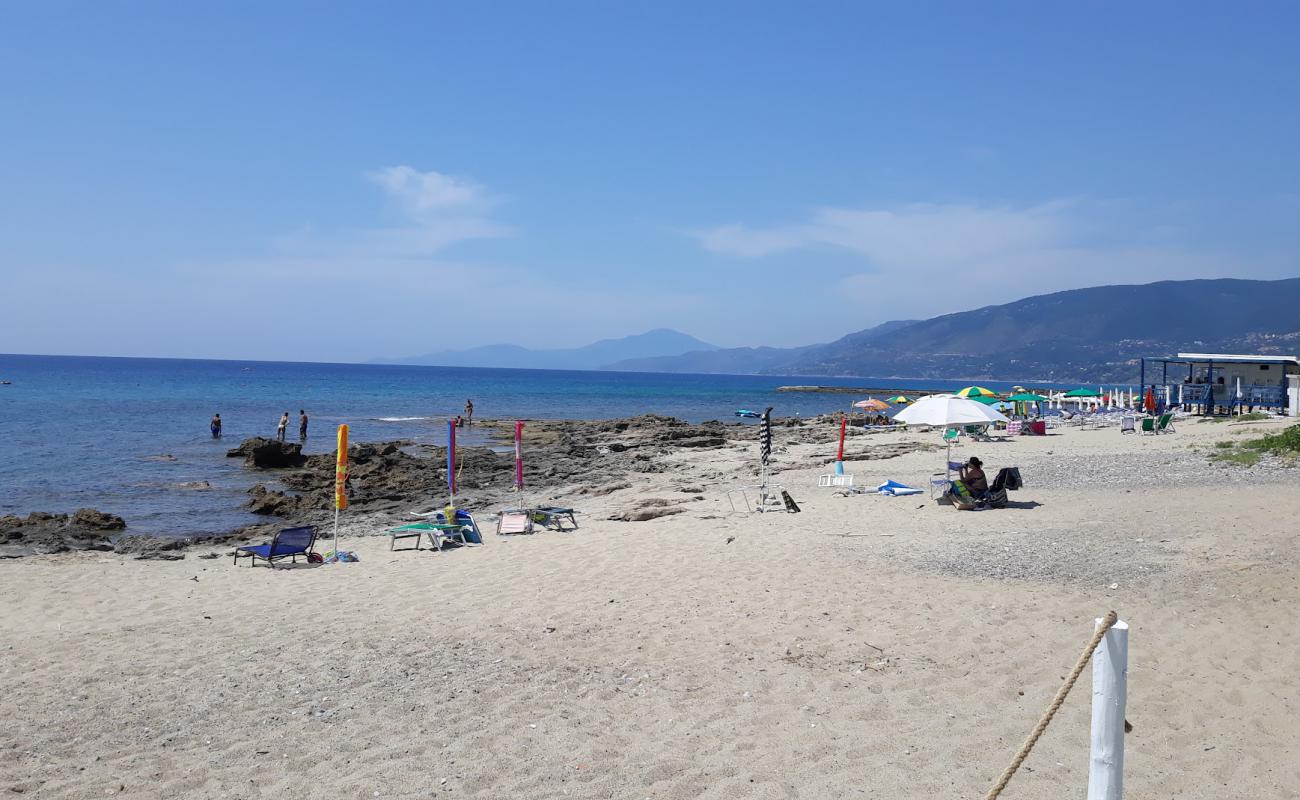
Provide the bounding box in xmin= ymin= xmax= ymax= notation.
xmin=364 ymin=166 xmax=493 ymax=216
xmin=695 ymin=199 xmax=1247 ymax=328
xmin=699 ymin=201 xmax=1075 ymax=262
xmin=270 ymin=166 xmax=510 ymax=262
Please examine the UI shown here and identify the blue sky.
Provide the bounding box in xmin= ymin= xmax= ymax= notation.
xmin=3 ymin=2 xmax=1299 ymax=361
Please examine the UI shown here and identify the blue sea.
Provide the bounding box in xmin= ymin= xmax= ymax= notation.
xmin=0 ymin=354 xmax=1055 ymax=536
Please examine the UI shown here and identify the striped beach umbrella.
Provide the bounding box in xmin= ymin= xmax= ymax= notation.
xmin=956 ymin=386 xmax=998 ymax=399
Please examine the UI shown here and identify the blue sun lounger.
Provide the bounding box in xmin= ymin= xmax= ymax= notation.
xmin=233 ymin=526 xmax=317 ymax=568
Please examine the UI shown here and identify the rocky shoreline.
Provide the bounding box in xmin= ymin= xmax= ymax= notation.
xmin=0 ymin=415 xmax=775 ymax=560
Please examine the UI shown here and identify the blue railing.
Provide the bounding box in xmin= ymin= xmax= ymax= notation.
xmin=1161 ymin=384 xmax=1285 ymax=408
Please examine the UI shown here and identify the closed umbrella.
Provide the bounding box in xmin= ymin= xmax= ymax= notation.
xmin=514 ymin=421 xmax=525 ymax=491
xmin=332 ymin=424 xmax=349 ymax=560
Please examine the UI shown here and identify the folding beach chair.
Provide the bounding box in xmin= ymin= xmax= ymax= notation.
xmin=1006 ymin=420 xmax=1023 ymax=436
xmin=1139 ymin=417 xmax=1157 ymax=435
xmin=426 ymin=510 xmax=483 ymax=544
xmin=496 ymin=510 xmax=534 ymax=535
xmin=818 ymin=474 xmax=855 ymax=487
xmin=388 ymin=522 xmax=469 ymax=551
xmin=233 ymin=526 xmax=317 ymax=568
xmin=1120 ymin=415 xmax=1136 ymax=434
xmin=533 ymin=506 xmax=579 ymax=531
xmin=1156 ymin=412 xmax=1176 ymax=434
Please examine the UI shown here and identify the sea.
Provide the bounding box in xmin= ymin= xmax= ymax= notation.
xmin=0 ymin=354 xmax=1058 ymax=536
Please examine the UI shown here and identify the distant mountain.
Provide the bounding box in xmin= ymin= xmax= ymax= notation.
xmin=605 ymin=279 xmax=1300 ymax=382
xmin=605 ymin=320 xmax=917 ymax=375
xmin=380 ymin=328 xmax=719 ymax=370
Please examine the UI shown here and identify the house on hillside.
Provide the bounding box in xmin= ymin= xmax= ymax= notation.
xmin=1140 ymin=353 xmax=1300 ymax=415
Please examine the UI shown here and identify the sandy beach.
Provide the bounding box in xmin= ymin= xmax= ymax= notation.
xmin=3 ymin=415 xmax=1299 ymax=799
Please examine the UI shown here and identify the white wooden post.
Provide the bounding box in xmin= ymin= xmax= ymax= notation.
xmin=1088 ymin=618 xmax=1129 ymax=800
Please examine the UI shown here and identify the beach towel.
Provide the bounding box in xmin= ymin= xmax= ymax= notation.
xmin=947 ymin=480 xmax=978 ymax=510
xmin=876 ymin=480 xmax=923 ymax=496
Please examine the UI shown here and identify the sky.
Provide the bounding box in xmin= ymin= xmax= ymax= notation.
xmin=3 ymin=1 xmax=1300 ymax=361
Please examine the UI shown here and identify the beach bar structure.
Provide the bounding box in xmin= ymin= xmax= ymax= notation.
xmin=1139 ymin=352 xmax=1300 ymax=415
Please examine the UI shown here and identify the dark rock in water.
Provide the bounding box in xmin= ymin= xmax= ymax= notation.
xmin=142 ymin=454 xmax=179 ymax=462
xmin=226 ymin=437 xmax=306 ymax=468
xmin=245 ymin=485 xmax=320 ymax=517
xmin=72 ymin=508 xmax=127 ymax=530
xmin=0 ymin=509 xmax=124 ymax=558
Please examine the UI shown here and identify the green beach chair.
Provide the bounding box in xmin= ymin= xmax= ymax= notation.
xmin=1156 ymin=412 xmax=1175 ymax=434
xmin=1139 ymin=417 xmax=1156 ymax=435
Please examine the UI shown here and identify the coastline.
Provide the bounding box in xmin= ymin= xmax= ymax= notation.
xmin=3 ymin=412 xmax=1299 ymax=797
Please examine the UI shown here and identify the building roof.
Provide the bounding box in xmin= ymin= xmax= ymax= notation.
xmin=1172 ymin=353 xmax=1300 ymax=366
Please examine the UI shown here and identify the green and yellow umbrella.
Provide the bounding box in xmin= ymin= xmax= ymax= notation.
xmin=888 ymin=395 xmax=910 ymax=404
xmin=956 ymin=386 xmax=999 ymax=399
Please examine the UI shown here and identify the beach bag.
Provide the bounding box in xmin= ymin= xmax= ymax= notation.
xmin=986 ymin=488 xmax=1008 ymax=509
xmin=990 ymin=467 xmax=1023 ymax=493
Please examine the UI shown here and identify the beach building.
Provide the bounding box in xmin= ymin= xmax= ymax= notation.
xmin=1139 ymin=352 xmax=1300 ymax=415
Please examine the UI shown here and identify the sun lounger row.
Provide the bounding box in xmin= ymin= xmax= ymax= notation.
xmin=234 ymin=505 xmax=580 ymax=566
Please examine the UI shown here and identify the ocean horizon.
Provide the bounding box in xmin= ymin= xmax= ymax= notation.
xmin=1 ymin=353 xmax=1069 ymax=536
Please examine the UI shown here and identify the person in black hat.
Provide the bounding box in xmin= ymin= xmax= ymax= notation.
xmin=959 ymin=456 xmax=988 ymax=495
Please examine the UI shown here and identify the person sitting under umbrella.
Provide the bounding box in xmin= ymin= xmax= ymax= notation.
xmin=954 ymin=456 xmax=989 ymax=500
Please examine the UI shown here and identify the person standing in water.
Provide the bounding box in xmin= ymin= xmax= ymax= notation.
xmin=210 ymin=413 xmax=222 ymax=439
xmin=299 ymin=409 xmax=309 ymax=440
xmin=276 ymin=411 xmax=289 ymax=442
xmin=465 ymin=398 xmax=474 ymax=426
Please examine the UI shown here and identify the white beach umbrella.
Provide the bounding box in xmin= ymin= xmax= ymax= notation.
xmin=896 ymin=394 xmax=1009 ymax=483
xmin=894 ymin=393 xmax=1010 ymax=427
xmin=1178 ymin=383 xmax=1184 ymax=405
xmin=1165 ymin=385 xmax=1171 ymax=408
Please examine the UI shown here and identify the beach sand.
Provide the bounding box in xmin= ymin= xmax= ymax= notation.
xmin=3 ymin=416 xmax=1299 ymax=798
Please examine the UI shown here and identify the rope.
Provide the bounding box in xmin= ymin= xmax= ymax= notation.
xmin=983 ymin=610 xmax=1118 ymax=800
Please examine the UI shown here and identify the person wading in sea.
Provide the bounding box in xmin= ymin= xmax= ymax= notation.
xmin=299 ymin=409 xmax=309 ymax=440
xmin=276 ymin=412 xmax=289 ymax=442
xmin=210 ymin=413 xmax=222 ymax=439
xmin=465 ymin=398 xmax=474 ymax=426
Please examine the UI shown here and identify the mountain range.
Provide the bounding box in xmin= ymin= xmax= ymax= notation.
xmin=378 ymin=328 xmax=718 ymax=371
xmin=604 ymin=278 xmax=1300 ymax=382
xmin=377 ymin=278 xmax=1300 ymax=382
